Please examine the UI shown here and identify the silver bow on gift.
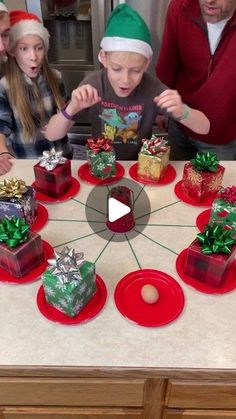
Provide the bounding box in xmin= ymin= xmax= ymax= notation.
xmin=47 ymin=246 xmax=85 ymax=284
xmin=38 ymin=148 xmax=67 ymax=171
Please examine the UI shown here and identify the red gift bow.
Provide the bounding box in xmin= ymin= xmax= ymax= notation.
xmin=87 ymin=137 xmax=113 ymax=154
xmin=219 ymin=186 xmax=236 ymax=204
xmin=142 ymin=136 xmax=168 ymax=155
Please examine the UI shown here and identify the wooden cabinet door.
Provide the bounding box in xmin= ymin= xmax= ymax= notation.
xmin=166 ymin=381 xmax=236 ymax=409
xmin=0 ymin=406 xmax=143 ymax=419
xmin=0 ymin=378 xmax=145 ymax=407
xmin=163 ymin=409 xmax=236 ymax=419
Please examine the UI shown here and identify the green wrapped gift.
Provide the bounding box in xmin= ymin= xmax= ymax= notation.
xmin=87 ymin=137 xmax=116 ymax=179
xmin=42 ymin=246 xmax=96 ymax=317
xmin=210 ymin=186 xmax=236 ymax=236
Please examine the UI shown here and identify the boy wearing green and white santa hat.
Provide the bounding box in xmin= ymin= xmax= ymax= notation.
xmin=45 ymin=4 xmax=210 ymax=160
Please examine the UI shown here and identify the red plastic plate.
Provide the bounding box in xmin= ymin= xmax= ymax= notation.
xmin=196 ymin=209 xmax=211 ymax=232
xmin=176 ymin=249 xmax=236 ymax=294
xmin=174 ymin=180 xmax=217 ymax=207
xmin=114 ymin=269 xmax=185 ymax=327
xmin=37 ymin=275 xmax=107 ymax=325
xmin=32 ymin=177 xmax=80 ymax=203
xmin=129 ymin=163 xmax=176 ymax=186
xmin=0 ymin=240 xmax=54 ymax=284
xmin=31 ymin=203 xmax=48 ymax=232
xmin=77 ymin=162 xmax=125 ymax=185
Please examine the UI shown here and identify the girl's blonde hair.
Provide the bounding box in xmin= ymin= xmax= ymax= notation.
xmin=5 ymin=56 xmax=64 ymax=142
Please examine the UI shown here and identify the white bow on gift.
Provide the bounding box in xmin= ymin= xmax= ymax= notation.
xmin=38 ymin=148 xmax=67 ymax=171
xmin=47 ymin=246 xmax=85 ymax=284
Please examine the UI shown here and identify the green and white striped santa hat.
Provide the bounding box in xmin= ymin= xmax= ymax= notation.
xmin=0 ymin=0 xmax=8 ymax=13
xmin=100 ymin=4 xmax=153 ymax=59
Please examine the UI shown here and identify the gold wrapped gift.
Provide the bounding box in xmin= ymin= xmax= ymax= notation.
xmin=137 ymin=147 xmax=170 ymax=181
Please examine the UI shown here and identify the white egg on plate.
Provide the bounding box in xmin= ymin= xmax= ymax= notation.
xmin=141 ymin=284 xmax=159 ymax=304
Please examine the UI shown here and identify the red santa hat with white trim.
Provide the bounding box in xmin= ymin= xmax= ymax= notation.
xmin=9 ymin=10 xmax=49 ymax=51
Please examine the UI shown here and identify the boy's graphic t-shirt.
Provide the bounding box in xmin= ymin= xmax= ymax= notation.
xmin=79 ymin=69 xmax=164 ymax=160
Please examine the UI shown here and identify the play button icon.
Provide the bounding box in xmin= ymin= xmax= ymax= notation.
xmin=108 ymin=197 xmax=131 ymax=222
xmin=85 ymin=177 xmax=151 ymax=242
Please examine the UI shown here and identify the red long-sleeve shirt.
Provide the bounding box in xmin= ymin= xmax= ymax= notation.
xmin=156 ymin=0 xmax=236 ymax=144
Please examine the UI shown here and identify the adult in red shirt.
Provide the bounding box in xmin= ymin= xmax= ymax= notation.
xmin=156 ymin=0 xmax=236 ymax=160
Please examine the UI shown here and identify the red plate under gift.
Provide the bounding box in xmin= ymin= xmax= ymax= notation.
xmin=174 ymin=180 xmax=218 ymax=207
xmin=37 ymin=274 xmax=107 ymax=325
xmin=196 ymin=209 xmax=211 ymax=232
xmin=0 ymin=240 xmax=54 ymax=284
xmin=176 ymin=249 xmax=236 ymax=294
xmin=32 ymin=177 xmax=80 ymax=203
xmin=129 ymin=163 xmax=176 ymax=186
xmin=78 ymin=162 xmax=125 ymax=186
xmin=31 ymin=204 xmax=48 ymax=232
xmin=114 ymin=269 xmax=185 ymax=327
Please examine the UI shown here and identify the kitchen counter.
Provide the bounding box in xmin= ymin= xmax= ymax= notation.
xmin=0 ymin=160 xmax=236 ymax=375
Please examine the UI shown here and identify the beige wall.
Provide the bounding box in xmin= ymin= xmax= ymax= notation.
xmin=5 ymin=0 xmax=26 ymax=11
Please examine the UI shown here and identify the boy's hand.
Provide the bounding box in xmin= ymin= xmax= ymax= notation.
xmin=154 ymin=89 xmax=184 ymax=120
xmin=67 ymin=84 xmax=101 ymax=116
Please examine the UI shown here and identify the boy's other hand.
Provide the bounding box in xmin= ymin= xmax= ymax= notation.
xmin=154 ymin=89 xmax=184 ymax=120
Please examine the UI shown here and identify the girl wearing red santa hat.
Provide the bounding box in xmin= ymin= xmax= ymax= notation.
xmin=0 ymin=9 xmax=72 ymax=169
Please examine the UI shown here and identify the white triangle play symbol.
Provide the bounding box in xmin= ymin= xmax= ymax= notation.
xmin=108 ymin=197 xmax=131 ymax=222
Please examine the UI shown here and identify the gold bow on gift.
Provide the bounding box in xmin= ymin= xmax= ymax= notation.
xmin=0 ymin=178 xmax=27 ymax=199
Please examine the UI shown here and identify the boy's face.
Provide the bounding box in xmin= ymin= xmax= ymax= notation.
xmin=11 ymin=34 xmax=45 ymax=78
xmin=0 ymin=12 xmax=10 ymax=55
xmin=199 ymin=0 xmax=236 ymax=22
xmin=100 ymin=51 xmax=150 ymax=97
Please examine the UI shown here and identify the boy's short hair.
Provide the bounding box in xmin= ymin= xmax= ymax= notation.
xmin=100 ymin=4 xmax=153 ymax=60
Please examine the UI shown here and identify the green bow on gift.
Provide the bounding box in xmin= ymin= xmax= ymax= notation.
xmin=197 ymin=224 xmax=236 ymax=254
xmin=0 ymin=217 xmax=29 ymax=248
xmin=191 ymin=152 xmax=219 ymax=172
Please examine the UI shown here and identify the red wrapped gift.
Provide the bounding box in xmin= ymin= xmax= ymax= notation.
xmin=185 ymin=225 xmax=236 ymax=287
xmin=182 ymin=163 xmax=224 ymax=202
xmin=0 ymin=231 xmax=45 ymax=278
xmin=182 ymin=152 xmax=225 ymax=202
xmin=34 ymin=149 xmax=72 ymax=198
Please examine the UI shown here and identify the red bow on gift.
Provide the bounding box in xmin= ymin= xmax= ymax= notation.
xmin=87 ymin=137 xmax=113 ymax=154
xmin=141 ymin=136 xmax=168 ymax=155
xmin=219 ymin=186 xmax=236 ymax=204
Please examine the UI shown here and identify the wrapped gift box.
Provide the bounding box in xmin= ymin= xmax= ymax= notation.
xmin=182 ymin=152 xmax=225 ymax=202
xmin=34 ymin=149 xmax=72 ymax=198
xmin=0 ymin=178 xmax=37 ymax=227
xmin=185 ymin=225 xmax=236 ymax=287
xmin=43 ymin=247 xmax=96 ymax=317
xmin=210 ymin=186 xmax=236 ymax=237
xmin=137 ymin=135 xmax=170 ymax=182
xmin=0 ymin=218 xmax=44 ymax=277
xmin=87 ymin=137 xmax=116 ymax=179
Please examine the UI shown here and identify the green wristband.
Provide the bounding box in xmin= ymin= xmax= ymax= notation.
xmin=176 ymin=104 xmax=190 ymax=121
